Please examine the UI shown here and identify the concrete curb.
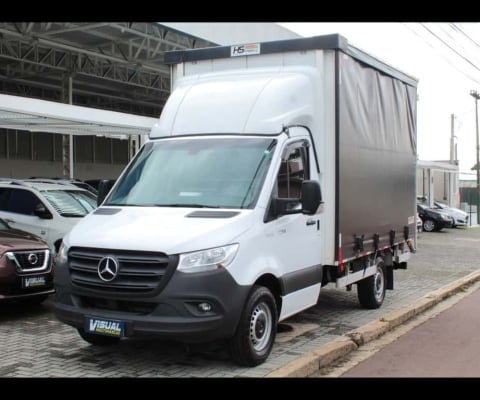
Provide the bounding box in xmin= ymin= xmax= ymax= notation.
xmin=265 ymin=269 xmax=480 ymax=378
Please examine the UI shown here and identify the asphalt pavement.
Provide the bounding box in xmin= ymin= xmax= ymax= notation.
xmin=1 ymin=226 xmax=480 ymax=377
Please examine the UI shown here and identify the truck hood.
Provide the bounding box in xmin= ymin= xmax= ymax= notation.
xmin=65 ymin=206 xmax=254 ymax=254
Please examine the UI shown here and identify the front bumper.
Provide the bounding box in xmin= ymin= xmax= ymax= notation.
xmin=54 ymin=265 xmax=250 ymax=343
xmin=0 ymin=268 xmax=54 ymax=302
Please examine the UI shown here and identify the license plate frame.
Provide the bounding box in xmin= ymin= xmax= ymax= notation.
xmin=85 ymin=316 xmax=125 ymax=338
xmin=22 ymin=275 xmax=46 ymax=288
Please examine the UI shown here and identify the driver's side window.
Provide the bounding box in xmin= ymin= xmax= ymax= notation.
xmin=264 ymin=141 xmax=310 ymax=223
xmin=276 ymin=145 xmax=308 ymax=205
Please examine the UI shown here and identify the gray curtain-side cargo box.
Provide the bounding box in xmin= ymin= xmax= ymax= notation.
xmin=165 ymin=34 xmax=418 ymax=264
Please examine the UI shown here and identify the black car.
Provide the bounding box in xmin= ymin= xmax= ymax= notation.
xmin=417 ymin=204 xmax=453 ymax=232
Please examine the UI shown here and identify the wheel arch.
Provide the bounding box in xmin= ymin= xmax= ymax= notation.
xmin=254 ymin=273 xmax=282 ymax=319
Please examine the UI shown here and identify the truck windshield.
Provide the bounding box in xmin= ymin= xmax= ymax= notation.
xmin=105 ymin=137 xmax=277 ymax=209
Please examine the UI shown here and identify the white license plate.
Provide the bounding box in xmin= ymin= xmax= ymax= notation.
xmin=85 ymin=317 xmax=124 ymax=337
xmin=22 ymin=275 xmax=46 ymax=288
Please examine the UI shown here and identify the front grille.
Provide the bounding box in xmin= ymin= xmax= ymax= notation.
xmin=68 ymin=247 xmax=174 ymax=295
xmin=5 ymin=249 xmax=50 ymax=273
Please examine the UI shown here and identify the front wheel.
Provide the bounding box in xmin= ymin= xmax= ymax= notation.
xmin=77 ymin=328 xmax=121 ymax=346
xmin=423 ymin=219 xmax=437 ymax=232
xmin=228 ymin=285 xmax=278 ymax=367
xmin=357 ymin=259 xmax=386 ymax=309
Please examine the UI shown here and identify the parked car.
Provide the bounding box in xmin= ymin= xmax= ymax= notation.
xmin=84 ymin=179 xmax=116 ymax=192
xmin=28 ymin=177 xmax=98 ymax=196
xmin=417 ymin=212 xmax=422 ymax=232
xmin=0 ymin=179 xmax=97 ymax=253
xmin=0 ymin=217 xmax=54 ymax=303
xmin=432 ymin=201 xmax=469 ymax=228
xmin=417 ymin=203 xmax=453 ymax=232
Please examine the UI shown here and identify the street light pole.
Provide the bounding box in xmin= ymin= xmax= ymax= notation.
xmin=470 ymin=90 xmax=480 ymax=224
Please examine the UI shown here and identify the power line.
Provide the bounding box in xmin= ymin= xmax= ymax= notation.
xmin=402 ymin=23 xmax=480 ymax=86
xmin=450 ymin=23 xmax=480 ymax=53
xmin=420 ymin=23 xmax=480 ymax=74
xmin=439 ymin=24 xmax=480 ymax=78
xmin=443 ymin=24 xmax=480 ymax=69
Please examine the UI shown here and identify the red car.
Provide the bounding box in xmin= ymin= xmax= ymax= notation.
xmin=0 ymin=217 xmax=54 ymax=303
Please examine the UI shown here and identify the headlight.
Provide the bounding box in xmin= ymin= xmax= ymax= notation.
xmin=55 ymin=241 xmax=69 ymax=265
xmin=178 ymin=244 xmax=239 ymax=274
xmin=440 ymin=214 xmax=450 ymax=221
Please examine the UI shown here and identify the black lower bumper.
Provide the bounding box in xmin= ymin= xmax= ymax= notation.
xmin=54 ymin=267 xmax=250 ymax=343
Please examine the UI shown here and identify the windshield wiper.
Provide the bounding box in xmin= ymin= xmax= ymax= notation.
xmin=103 ymin=203 xmax=220 ymax=208
xmin=60 ymin=212 xmax=86 ymax=217
xmin=104 ymin=203 xmax=149 ymax=207
xmin=155 ymin=203 xmax=220 ymax=208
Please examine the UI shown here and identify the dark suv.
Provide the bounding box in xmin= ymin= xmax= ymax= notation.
xmin=0 ymin=217 xmax=54 ymax=303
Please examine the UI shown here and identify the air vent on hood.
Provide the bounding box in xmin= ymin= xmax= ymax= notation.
xmin=186 ymin=211 xmax=240 ymax=218
xmin=93 ymin=208 xmax=122 ymax=215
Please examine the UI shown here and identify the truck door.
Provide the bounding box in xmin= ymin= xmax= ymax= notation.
xmin=265 ymin=139 xmax=322 ymax=320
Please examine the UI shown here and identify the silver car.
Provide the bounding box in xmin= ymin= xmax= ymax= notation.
xmin=433 ymin=201 xmax=469 ymax=228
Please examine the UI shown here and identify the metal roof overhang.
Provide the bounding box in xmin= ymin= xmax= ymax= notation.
xmin=0 ymin=93 xmax=157 ymax=138
xmin=417 ymin=159 xmax=459 ymax=173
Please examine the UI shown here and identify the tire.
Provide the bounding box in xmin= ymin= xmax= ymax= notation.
xmin=423 ymin=219 xmax=436 ymax=232
xmin=228 ymin=285 xmax=278 ymax=367
xmin=77 ymin=328 xmax=121 ymax=346
xmin=357 ymin=259 xmax=386 ymax=309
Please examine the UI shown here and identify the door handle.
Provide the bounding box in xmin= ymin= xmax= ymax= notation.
xmin=306 ymin=218 xmax=316 ymax=226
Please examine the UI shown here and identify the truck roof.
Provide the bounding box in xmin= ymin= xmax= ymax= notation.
xmin=164 ymin=34 xmax=418 ymax=88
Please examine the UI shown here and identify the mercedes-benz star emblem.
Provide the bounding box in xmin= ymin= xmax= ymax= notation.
xmin=97 ymin=257 xmax=119 ymax=282
xmin=27 ymin=253 xmax=39 ymax=265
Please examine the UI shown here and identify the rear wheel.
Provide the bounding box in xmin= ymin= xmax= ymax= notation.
xmin=357 ymin=259 xmax=386 ymax=309
xmin=228 ymin=285 xmax=277 ymax=367
xmin=77 ymin=328 xmax=121 ymax=346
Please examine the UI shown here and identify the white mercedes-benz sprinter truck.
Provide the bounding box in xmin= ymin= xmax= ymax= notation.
xmin=54 ymin=34 xmax=418 ymax=366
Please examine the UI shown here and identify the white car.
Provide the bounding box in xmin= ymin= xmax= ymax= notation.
xmin=0 ymin=179 xmax=97 ymax=252
xmin=433 ymin=201 xmax=469 ymax=228
xmin=417 ymin=212 xmax=422 ymax=232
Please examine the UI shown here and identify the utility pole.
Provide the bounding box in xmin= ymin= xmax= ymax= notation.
xmin=470 ymin=90 xmax=480 ymax=224
xmin=449 ymin=114 xmax=456 ymax=208
xmin=450 ymin=114 xmax=455 ymax=165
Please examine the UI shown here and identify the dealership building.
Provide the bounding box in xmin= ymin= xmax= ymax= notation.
xmin=0 ymin=22 xmax=298 ymax=180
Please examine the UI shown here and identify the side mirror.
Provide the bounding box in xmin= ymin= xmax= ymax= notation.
xmin=97 ymin=179 xmax=116 ymax=206
xmin=269 ymin=180 xmax=322 ymax=219
xmin=33 ymin=203 xmax=53 ymax=220
xmin=301 ymin=180 xmax=322 ymax=215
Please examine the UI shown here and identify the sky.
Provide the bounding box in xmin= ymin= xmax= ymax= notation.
xmin=279 ymin=23 xmax=480 ymax=180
